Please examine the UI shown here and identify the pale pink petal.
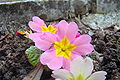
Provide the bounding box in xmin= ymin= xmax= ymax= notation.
xmin=28 ymin=16 xmax=47 ymax=32
xmin=28 ymin=21 xmax=41 ymax=32
xmin=31 ymin=32 xmax=59 ymax=51
xmin=62 ymin=54 xmax=83 ymax=70
xmin=32 ymin=16 xmax=46 ymax=26
xmin=40 ymin=32 xmax=58 ymax=43
xmin=74 ymin=44 xmax=94 ymax=55
xmin=57 ymin=20 xmax=68 ymax=39
xmin=71 ymin=53 xmax=83 ymax=60
xmin=73 ymin=35 xmax=92 ymax=46
xmin=40 ymin=50 xmax=54 ymax=64
xmin=62 ymin=58 xmax=71 ymax=70
xmin=70 ymin=57 xmax=93 ymax=78
xmin=52 ymin=69 xmax=72 ymax=80
xmin=48 ymin=57 xmax=63 ymax=70
xmin=67 ymin=22 xmax=78 ymax=42
xmin=40 ymin=50 xmax=63 ymax=70
xmin=87 ymin=71 xmax=107 ymax=80
xmin=35 ymin=39 xmax=51 ymax=51
xmin=28 ymin=33 xmax=42 ymax=41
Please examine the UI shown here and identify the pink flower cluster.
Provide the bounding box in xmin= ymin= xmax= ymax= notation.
xmin=28 ymin=16 xmax=94 ymax=70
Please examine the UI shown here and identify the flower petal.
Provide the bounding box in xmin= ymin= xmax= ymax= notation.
xmin=73 ymin=35 xmax=92 ymax=46
xmin=62 ymin=58 xmax=71 ymax=70
xmin=32 ymin=16 xmax=46 ymax=27
xmin=28 ymin=21 xmax=42 ymax=32
xmin=57 ymin=20 xmax=68 ymax=39
xmin=55 ymin=79 xmax=63 ymax=80
xmin=40 ymin=50 xmax=63 ymax=70
xmin=28 ymin=16 xmax=46 ymax=32
xmin=40 ymin=50 xmax=54 ymax=65
xmin=52 ymin=69 xmax=72 ymax=80
xmin=48 ymin=57 xmax=63 ymax=70
xmin=74 ymin=44 xmax=94 ymax=55
xmin=67 ymin=22 xmax=78 ymax=42
xmin=31 ymin=32 xmax=58 ymax=51
xmin=87 ymin=71 xmax=107 ymax=80
xmin=35 ymin=39 xmax=51 ymax=51
xmin=70 ymin=57 xmax=93 ymax=78
xmin=71 ymin=53 xmax=83 ymax=60
xmin=62 ymin=54 xmax=83 ymax=70
xmin=29 ymin=33 xmax=42 ymax=41
xmin=40 ymin=32 xmax=58 ymax=43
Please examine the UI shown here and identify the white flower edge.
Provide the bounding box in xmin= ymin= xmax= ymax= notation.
xmin=52 ymin=57 xmax=107 ymax=80
xmin=55 ymin=79 xmax=63 ymax=80
xmin=87 ymin=71 xmax=107 ymax=80
xmin=52 ymin=69 xmax=72 ymax=80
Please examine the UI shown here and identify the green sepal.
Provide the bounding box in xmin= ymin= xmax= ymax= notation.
xmin=25 ymin=46 xmax=43 ymax=66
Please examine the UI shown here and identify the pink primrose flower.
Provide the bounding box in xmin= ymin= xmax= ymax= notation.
xmin=28 ymin=16 xmax=58 ymax=41
xmin=28 ymin=16 xmax=58 ymax=33
xmin=38 ymin=20 xmax=94 ymax=70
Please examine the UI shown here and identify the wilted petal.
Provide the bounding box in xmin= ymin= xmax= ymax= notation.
xmin=74 ymin=44 xmax=94 ymax=55
xmin=67 ymin=22 xmax=78 ymax=42
xmin=52 ymin=69 xmax=72 ymax=80
xmin=87 ymin=71 xmax=107 ymax=80
xmin=73 ymin=35 xmax=92 ymax=46
xmin=70 ymin=57 xmax=93 ymax=78
xmin=57 ymin=20 xmax=68 ymax=39
xmin=40 ymin=50 xmax=63 ymax=70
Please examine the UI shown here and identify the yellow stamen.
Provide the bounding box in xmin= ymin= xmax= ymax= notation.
xmin=19 ymin=31 xmax=26 ymax=35
xmin=40 ymin=25 xmax=57 ymax=33
xmin=68 ymin=74 xmax=87 ymax=80
xmin=41 ymin=26 xmax=48 ymax=32
xmin=54 ymin=37 xmax=76 ymax=59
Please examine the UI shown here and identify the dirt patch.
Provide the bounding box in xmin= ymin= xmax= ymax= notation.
xmin=0 ymin=32 xmax=34 ymax=80
xmin=92 ymin=30 xmax=120 ymax=80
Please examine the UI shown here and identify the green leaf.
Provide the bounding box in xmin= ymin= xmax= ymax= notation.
xmin=25 ymin=46 xmax=43 ymax=66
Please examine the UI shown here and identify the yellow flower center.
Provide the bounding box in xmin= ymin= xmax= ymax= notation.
xmin=40 ymin=25 xmax=58 ymax=33
xmin=68 ymin=74 xmax=93 ymax=80
xmin=54 ymin=37 xmax=76 ymax=59
xmin=68 ymin=74 xmax=86 ymax=80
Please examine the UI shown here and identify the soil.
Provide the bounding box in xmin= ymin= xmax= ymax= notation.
xmin=91 ymin=30 xmax=120 ymax=80
xmin=0 ymin=29 xmax=120 ymax=80
xmin=0 ymin=32 xmax=34 ymax=80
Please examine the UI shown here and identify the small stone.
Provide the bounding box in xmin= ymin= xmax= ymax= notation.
xmin=82 ymin=11 xmax=120 ymax=29
xmin=97 ymin=0 xmax=120 ymax=13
